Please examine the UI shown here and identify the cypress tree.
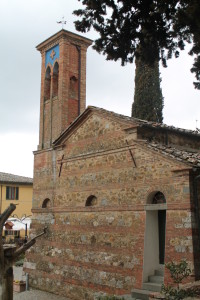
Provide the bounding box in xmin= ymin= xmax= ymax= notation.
xmin=132 ymin=58 xmax=164 ymax=122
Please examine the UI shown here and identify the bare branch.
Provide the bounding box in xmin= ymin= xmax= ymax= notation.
xmin=5 ymin=227 xmax=47 ymax=259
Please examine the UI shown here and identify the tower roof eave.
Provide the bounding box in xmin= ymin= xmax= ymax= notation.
xmin=36 ymin=29 xmax=93 ymax=52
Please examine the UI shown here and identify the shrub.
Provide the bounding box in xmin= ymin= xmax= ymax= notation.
xmin=162 ymin=260 xmax=199 ymax=300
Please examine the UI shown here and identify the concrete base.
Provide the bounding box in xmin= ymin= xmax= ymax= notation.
xmin=142 ymin=282 xmax=162 ymax=292
xmin=131 ymin=288 xmax=151 ymax=300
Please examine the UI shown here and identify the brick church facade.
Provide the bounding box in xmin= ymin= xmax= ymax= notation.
xmin=24 ymin=30 xmax=200 ymax=299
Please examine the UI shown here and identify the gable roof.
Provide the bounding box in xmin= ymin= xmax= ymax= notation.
xmin=0 ymin=172 xmax=33 ymax=185
xmin=53 ymin=106 xmax=200 ymax=145
xmin=52 ymin=106 xmax=200 ymax=168
xmin=90 ymin=106 xmax=200 ymax=137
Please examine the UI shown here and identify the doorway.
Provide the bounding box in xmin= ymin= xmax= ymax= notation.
xmin=158 ymin=210 xmax=166 ymax=265
xmin=143 ymin=192 xmax=166 ymax=283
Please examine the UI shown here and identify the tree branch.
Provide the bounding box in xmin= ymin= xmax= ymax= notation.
xmin=5 ymin=227 xmax=47 ymax=260
xmin=0 ymin=204 xmax=16 ymax=232
xmin=0 ymin=204 xmax=17 ymax=262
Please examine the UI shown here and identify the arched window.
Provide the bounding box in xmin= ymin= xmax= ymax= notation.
xmin=153 ymin=192 xmax=166 ymax=204
xmin=44 ymin=67 xmax=51 ymax=100
xmin=152 ymin=192 xmax=166 ymax=204
xmin=42 ymin=198 xmax=51 ymax=208
xmin=52 ymin=62 xmax=59 ymax=97
xmin=85 ymin=195 xmax=97 ymax=207
xmin=147 ymin=191 xmax=166 ymax=204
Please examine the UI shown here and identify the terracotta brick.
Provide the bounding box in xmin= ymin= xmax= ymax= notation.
xmin=36 ymin=30 xmax=92 ymax=150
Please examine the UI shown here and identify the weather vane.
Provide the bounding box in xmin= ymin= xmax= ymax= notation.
xmin=57 ymin=16 xmax=67 ymax=29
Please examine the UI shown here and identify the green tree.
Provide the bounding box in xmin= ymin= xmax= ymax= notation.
xmin=73 ymin=0 xmax=182 ymax=122
xmin=175 ymin=0 xmax=200 ymax=89
xmin=132 ymin=56 xmax=164 ymax=122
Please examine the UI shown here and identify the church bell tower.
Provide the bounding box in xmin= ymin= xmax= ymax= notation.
xmin=36 ymin=30 xmax=92 ymax=150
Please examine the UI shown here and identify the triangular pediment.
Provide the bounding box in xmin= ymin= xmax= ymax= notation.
xmin=53 ymin=106 xmax=137 ymax=147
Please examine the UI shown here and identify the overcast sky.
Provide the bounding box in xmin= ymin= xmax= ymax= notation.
xmin=0 ymin=0 xmax=200 ymax=177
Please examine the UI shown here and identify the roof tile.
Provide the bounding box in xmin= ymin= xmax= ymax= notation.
xmin=147 ymin=143 xmax=200 ymax=167
xmin=0 ymin=172 xmax=33 ymax=184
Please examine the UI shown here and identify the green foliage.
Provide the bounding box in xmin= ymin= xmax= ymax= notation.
xmin=174 ymin=0 xmax=200 ymax=89
xmin=74 ymin=0 xmax=180 ymax=67
xmin=162 ymin=284 xmax=197 ymax=300
xmin=165 ymin=260 xmax=191 ymax=284
xmin=161 ymin=260 xmax=199 ymax=300
xmin=74 ymin=1 xmax=200 ymax=89
xmin=132 ymin=58 xmax=163 ymax=122
xmin=74 ymin=0 xmax=168 ymax=122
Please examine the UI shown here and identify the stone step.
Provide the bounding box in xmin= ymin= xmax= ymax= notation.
xmin=120 ymin=295 xmax=134 ymax=300
xmin=155 ymin=269 xmax=164 ymax=277
xmin=142 ymin=282 xmax=162 ymax=292
xmin=131 ymin=288 xmax=151 ymax=300
xmin=148 ymin=275 xmax=164 ymax=284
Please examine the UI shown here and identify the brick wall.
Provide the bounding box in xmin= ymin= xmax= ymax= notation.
xmin=25 ymin=113 xmax=198 ymax=299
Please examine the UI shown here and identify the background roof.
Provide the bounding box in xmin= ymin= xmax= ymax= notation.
xmin=0 ymin=172 xmax=33 ymax=184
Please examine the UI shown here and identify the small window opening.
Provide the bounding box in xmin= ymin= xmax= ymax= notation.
xmin=42 ymin=198 xmax=51 ymax=208
xmin=85 ymin=195 xmax=97 ymax=207
xmin=52 ymin=62 xmax=59 ymax=98
xmin=91 ymin=235 xmax=96 ymax=245
xmin=44 ymin=67 xmax=51 ymax=100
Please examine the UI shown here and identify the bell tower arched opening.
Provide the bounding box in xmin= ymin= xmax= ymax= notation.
xmin=44 ymin=67 xmax=51 ymax=101
xmin=52 ymin=62 xmax=59 ymax=98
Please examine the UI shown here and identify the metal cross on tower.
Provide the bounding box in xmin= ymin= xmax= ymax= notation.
xmin=57 ymin=16 xmax=67 ymax=29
